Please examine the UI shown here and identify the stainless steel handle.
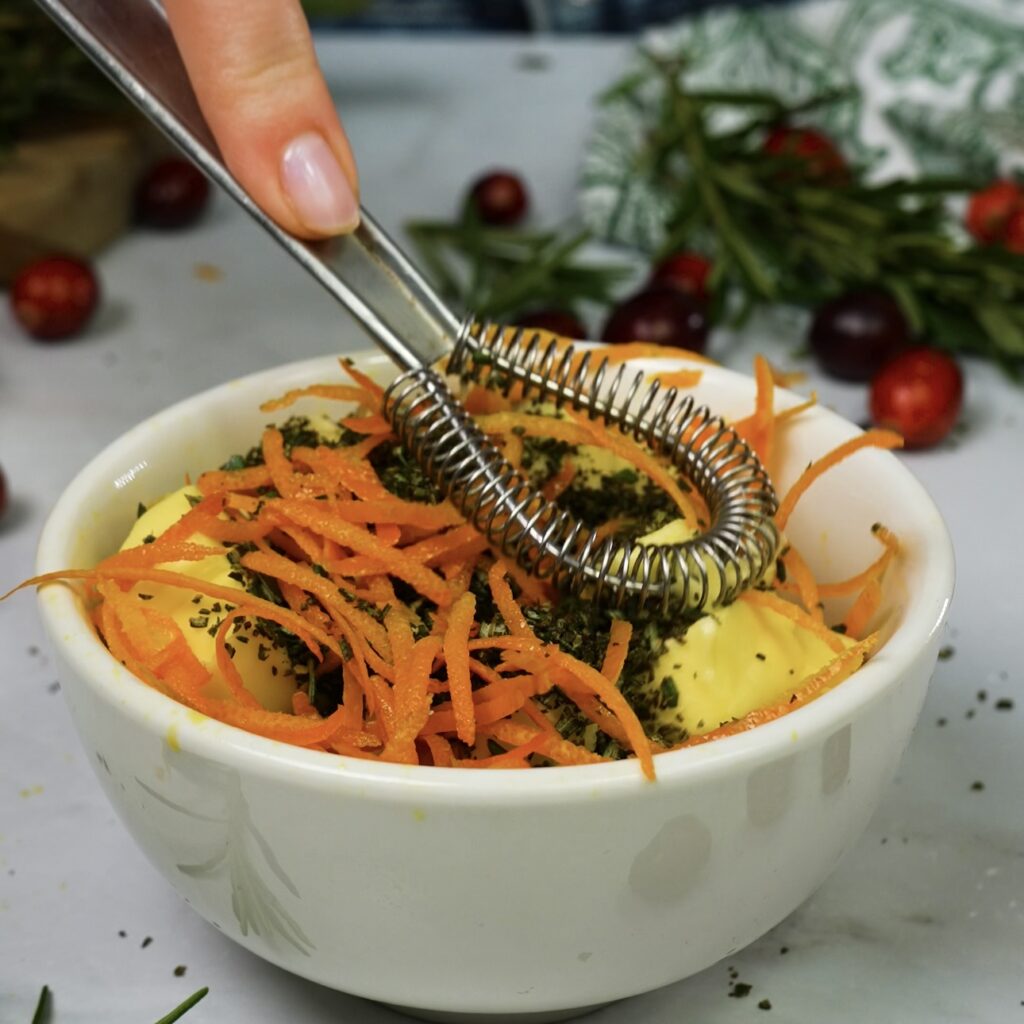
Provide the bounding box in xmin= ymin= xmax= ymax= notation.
xmin=35 ymin=0 xmax=459 ymax=371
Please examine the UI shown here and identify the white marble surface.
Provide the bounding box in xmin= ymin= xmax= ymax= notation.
xmin=1 ymin=36 xmax=1022 ymax=1024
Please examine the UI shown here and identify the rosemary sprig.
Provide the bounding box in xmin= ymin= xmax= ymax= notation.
xmin=30 ymin=985 xmax=50 ymax=1024
xmin=605 ymin=54 xmax=1024 ymax=371
xmin=0 ymin=1 xmax=120 ymax=152
xmin=405 ymin=216 xmax=631 ymax=320
xmin=153 ymin=986 xmax=210 ymax=1024
xmin=27 ymin=985 xmax=208 ymax=1024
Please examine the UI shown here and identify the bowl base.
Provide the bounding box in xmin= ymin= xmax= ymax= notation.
xmin=383 ymin=1000 xmax=615 ymax=1023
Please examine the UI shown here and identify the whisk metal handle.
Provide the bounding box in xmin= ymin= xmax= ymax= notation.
xmin=34 ymin=0 xmax=459 ymax=372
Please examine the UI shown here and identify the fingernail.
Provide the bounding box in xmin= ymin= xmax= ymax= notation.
xmin=280 ymin=132 xmax=359 ymax=235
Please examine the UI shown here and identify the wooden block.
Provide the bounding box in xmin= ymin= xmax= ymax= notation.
xmin=0 ymin=116 xmax=168 ymax=283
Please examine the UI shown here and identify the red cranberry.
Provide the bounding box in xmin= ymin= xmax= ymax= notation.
xmin=135 ymin=157 xmax=210 ymax=229
xmin=809 ymin=290 xmax=911 ymax=382
xmin=10 ymin=255 xmax=100 ymax=341
xmin=870 ymin=348 xmax=963 ymax=449
xmin=965 ymin=180 xmax=1022 ymax=245
xmin=515 ymin=309 xmax=588 ymax=339
xmin=1003 ymin=207 xmax=1024 ymax=254
xmin=650 ymin=251 xmax=712 ymax=301
xmin=762 ymin=125 xmax=848 ymax=183
xmin=601 ymin=286 xmax=709 ymax=353
xmin=467 ymin=171 xmax=529 ymax=226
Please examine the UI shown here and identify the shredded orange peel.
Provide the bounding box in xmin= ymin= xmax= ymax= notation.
xmin=6 ymin=351 xmax=904 ymax=779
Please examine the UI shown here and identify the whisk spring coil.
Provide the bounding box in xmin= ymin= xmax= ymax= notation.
xmin=383 ymin=319 xmax=779 ymax=613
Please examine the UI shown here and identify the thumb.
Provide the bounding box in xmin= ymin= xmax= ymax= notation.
xmin=165 ymin=0 xmax=359 ymax=239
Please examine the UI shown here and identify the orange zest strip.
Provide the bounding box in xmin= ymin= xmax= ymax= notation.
xmin=290 ymin=445 xmax=391 ymax=501
xmin=842 ymin=580 xmax=883 ymax=639
xmin=240 ymin=548 xmax=391 ymax=663
xmin=819 ymin=524 xmax=899 ymax=598
xmin=775 ymin=393 xmax=818 ymax=424
xmin=541 ymin=457 xmax=577 ymax=502
xmin=213 ymin=612 xmax=263 ymax=709
xmin=339 ymin=666 xmax=365 ymax=732
xmin=443 ymin=592 xmax=477 ymax=745
xmin=101 ymin=540 xmax=226 ymax=571
xmin=499 ymin=558 xmax=551 ymax=607
xmin=739 ymin=589 xmax=846 ymax=654
xmin=600 ymin=618 xmax=632 ymax=685
xmin=586 ymin=340 xmax=714 ymax=365
xmin=339 ymin=359 xmax=386 ymax=401
xmin=766 ymin=360 xmax=807 ymax=388
xmin=423 ymin=681 xmax=534 ymax=735
xmin=325 ymin=498 xmax=463 ymax=529
xmin=383 ymin=635 xmax=443 ymax=764
xmin=192 ymin=515 xmax=273 ymax=545
xmin=13 ymin=567 xmax=331 ymax=656
xmin=259 ymin=383 xmax=373 ymax=412
xmin=459 ymin=729 xmax=549 ymax=769
xmin=197 ymin=464 xmax=272 ymax=496
xmin=341 ymin=413 xmax=392 ymax=435
xmin=423 ymin=734 xmax=456 ymax=767
xmin=779 ymin=545 xmax=823 ymax=622
xmin=487 ymin=561 xmax=532 ymax=637
xmin=464 ymin=386 xmax=512 ymax=416
xmin=489 ymin=721 xmax=608 ymax=767
xmin=272 ymin=499 xmax=453 ymax=607
xmin=682 ymin=633 xmax=878 ymax=747
xmin=507 ymin=649 xmax=654 ymax=780
xmin=652 ymin=368 xmax=704 ymax=390
xmin=345 ymin=433 xmax=393 ymax=460
xmin=262 ymin=428 xmax=302 ymax=499
xmin=555 ymin=681 xmax=632 ymax=748
xmin=99 ymin=585 xmax=356 ymax=747
xmin=466 ymin=635 xmax=542 ymax=653
xmin=750 ymin=354 xmax=776 ymax=467
xmin=410 ymin=526 xmax=489 ymax=567
xmin=564 ymin=410 xmax=700 ymax=524
xmin=776 ymin=429 xmax=903 ymax=530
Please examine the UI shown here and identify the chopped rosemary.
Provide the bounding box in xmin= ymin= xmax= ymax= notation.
xmin=31 ymin=985 xmax=50 ymax=1024
xmin=153 ymin=987 xmax=210 ymax=1024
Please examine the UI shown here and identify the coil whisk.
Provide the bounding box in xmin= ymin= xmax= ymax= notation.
xmin=383 ymin=318 xmax=780 ymax=613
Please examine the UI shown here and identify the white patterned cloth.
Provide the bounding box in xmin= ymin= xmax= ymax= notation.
xmin=581 ymin=0 xmax=1024 ymax=251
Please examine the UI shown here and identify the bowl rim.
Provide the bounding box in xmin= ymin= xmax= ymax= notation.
xmin=35 ymin=351 xmax=955 ymax=804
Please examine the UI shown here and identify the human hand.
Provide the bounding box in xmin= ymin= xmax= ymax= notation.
xmin=165 ymin=0 xmax=360 ymax=239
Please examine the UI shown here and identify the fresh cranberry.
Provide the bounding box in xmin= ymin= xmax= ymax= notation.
xmin=650 ymin=251 xmax=712 ymax=301
xmin=135 ymin=157 xmax=210 ymax=229
xmin=10 ymin=255 xmax=100 ymax=341
xmin=964 ymin=180 xmax=1022 ymax=245
xmin=601 ymin=286 xmax=709 ymax=353
xmin=762 ymin=125 xmax=848 ymax=183
xmin=809 ymin=290 xmax=911 ymax=382
xmin=515 ymin=309 xmax=588 ymax=339
xmin=1003 ymin=207 xmax=1024 ymax=254
xmin=467 ymin=171 xmax=529 ymax=226
xmin=870 ymin=347 xmax=963 ymax=449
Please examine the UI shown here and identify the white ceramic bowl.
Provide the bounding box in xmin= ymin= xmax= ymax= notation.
xmin=37 ymin=352 xmax=953 ymax=1021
